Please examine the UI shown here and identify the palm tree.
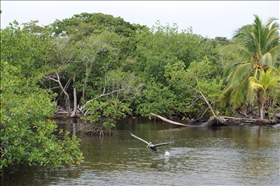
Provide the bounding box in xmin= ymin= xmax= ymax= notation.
xmin=220 ymin=14 xmax=280 ymax=118
xmin=248 ymin=69 xmax=280 ymax=119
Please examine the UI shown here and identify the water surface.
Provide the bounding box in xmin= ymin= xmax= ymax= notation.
xmin=3 ymin=118 xmax=280 ymax=185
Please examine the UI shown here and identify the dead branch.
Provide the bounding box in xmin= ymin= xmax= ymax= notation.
xmin=80 ymin=88 xmax=126 ymax=116
xmin=198 ymin=91 xmax=216 ymax=117
xmin=44 ymin=72 xmax=71 ymax=113
xmin=150 ymin=113 xmax=208 ymax=127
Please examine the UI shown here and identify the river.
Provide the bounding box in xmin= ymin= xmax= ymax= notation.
xmin=3 ymin=118 xmax=280 ymax=185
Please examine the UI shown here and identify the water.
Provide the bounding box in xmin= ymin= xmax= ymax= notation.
xmin=2 ymin=118 xmax=280 ymax=185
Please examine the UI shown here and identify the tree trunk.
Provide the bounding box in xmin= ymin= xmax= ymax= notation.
xmin=82 ymin=74 xmax=88 ymax=101
xmin=71 ymin=74 xmax=77 ymax=117
xmin=258 ymin=91 xmax=265 ymax=120
xmin=150 ymin=113 xmax=208 ymax=127
xmin=151 ymin=113 xmax=274 ymax=126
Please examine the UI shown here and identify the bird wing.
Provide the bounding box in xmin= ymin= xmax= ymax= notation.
xmin=130 ymin=132 xmax=150 ymax=145
xmin=153 ymin=142 xmax=173 ymax=147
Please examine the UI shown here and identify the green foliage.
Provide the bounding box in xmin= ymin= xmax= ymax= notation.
xmin=75 ymin=30 xmax=123 ymax=99
xmin=1 ymin=21 xmax=52 ymax=80
xmin=103 ymin=69 xmax=144 ymax=101
xmin=136 ymin=81 xmax=176 ymax=118
xmin=45 ymin=13 xmax=230 ymax=120
xmin=220 ymin=15 xmax=280 ymax=115
xmin=135 ymin=56 xmax=223 ymax=119
xmin=84 ymin=98 xmax=131 ymax=129
xmin=163 ymin=57 xmax=223 ymax=117
xmin=134 ymin=22 xmax=209 ymax=83
xmin=51 ymin=12 xmax=145 ymax=39
xmin=249 ymin=68 xmax=280 ymax=104
xmin=82 ymin=68 xmax=142 ymax=128
xmin=0 ymin=62 xmax=83 ymax=172
xmin=4 ymin=11 xmax=278 ymax=124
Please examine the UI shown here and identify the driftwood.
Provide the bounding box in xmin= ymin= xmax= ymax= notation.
xmin=150 ymin=113 xmax=208 ymax=127
xmin=151 ymin=113 xmax=278 ymax=127
xmin=209 ymin=116 xmax=275 ymax=125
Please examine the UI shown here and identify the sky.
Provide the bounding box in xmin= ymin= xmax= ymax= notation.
xmin=1 ymin=1 xmax=279 ymax=39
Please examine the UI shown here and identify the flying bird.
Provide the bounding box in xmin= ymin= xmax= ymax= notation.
xmin=130 ymin=132 xmax=173 ymax=153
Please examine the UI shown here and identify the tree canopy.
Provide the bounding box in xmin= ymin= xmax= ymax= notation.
xmin=0 ymin=62 xmax=83 ymax=173
xmin=220 ymin=14 xmax=280 ymax=119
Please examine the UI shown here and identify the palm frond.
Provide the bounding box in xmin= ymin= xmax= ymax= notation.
xmin=249 ymin=76 xmax=263 ymax=90
xmin=223 ymin=43 xmax=251 ymax=58
xmin=247 ymin=84 xmax=256 ymax=104
xmin=223 ymin=62 xmax=246 ymax=82
xmin=249 ymin=69 xmax=280 ymax=100
xmin=265 ymin=26 xmax=280 ymax=47
xmin=229 ymin=63 xmax=252 ymax=87
xmin=267 ymin=45 xmax=280 ymax=62
xmin=219 ymin=86 xmax=233 ymax=107
xmin=264 ymin=16 xmax=279 ymax=29
xmin=230 ymin=76 xmax=250 ymax=108
xmin=260 ymin=52 xmax=273 ymax=67
xmin=263 ymin=69 xmax=280 ymax=89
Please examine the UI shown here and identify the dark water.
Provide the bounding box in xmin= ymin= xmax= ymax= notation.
xmin=2 ymin=118 xmax=280 ymax=186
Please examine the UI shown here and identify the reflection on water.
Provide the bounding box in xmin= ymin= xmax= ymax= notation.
xmin=3 ymin=118 xmax=280 ymax=186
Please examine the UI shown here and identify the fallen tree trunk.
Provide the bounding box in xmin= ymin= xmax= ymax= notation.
xmin=151 ymin=113 xmax=276 ymax=127
xmin=202 ymin=115 xmax=279 ymax=126
xmin=150 ymin=113 xmax=208 ymax=127
xmin=207 ymin=116 xmax=274 ymax=125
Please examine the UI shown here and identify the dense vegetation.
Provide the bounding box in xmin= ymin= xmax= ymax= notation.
xmin=0 ymin=61 xmax=83 ymax=176
xmin=220 ymin=15 xmax=280 ymax=119
xmin=1 ymin=12 xmax=279 ymax=175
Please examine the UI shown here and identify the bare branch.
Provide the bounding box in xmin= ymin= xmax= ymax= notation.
xmin=198 ymin=90 xmax=217 ymax=118
xmin=150 ymin=113 xmax=207 ymax=127
xmin=79 ymin=88 xmax=126 ymax=116
xmin=44 ymin=72 xmax=71 ymax=113
xmin=95 ymin=88 xmax=125 ymax=100
xmin=44 ymin=75 xmax=59 ymax=83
